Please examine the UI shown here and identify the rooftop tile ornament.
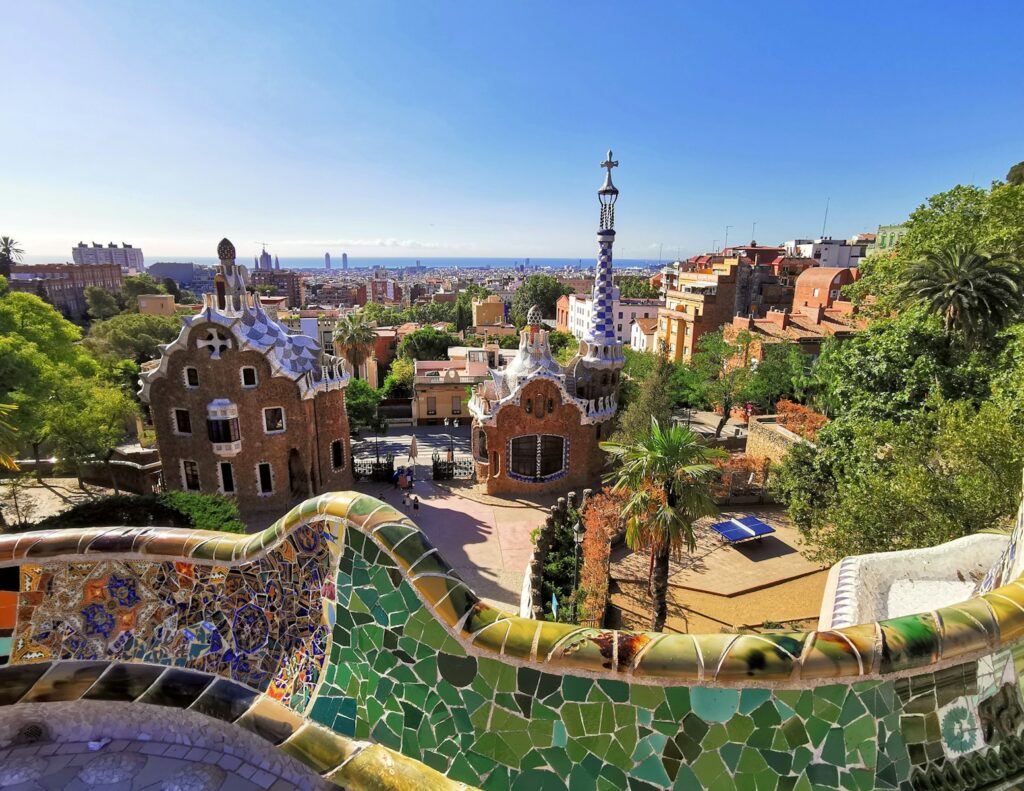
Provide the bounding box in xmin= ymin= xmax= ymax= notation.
xmin=3 ymin=490 xmax=1024 ymax=789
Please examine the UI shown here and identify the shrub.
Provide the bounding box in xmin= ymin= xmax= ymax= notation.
xmin=14 ymin=491 xmax=247 ymax=534
xmin=576 ymin=491 xmax=625 ymax=626
xmin=775 ymin=399 xmax=828 ymax=441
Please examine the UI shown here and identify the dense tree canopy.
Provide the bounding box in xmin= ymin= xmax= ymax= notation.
xmin=771 ymin=177 xmax=1024 ymax=562
xmin=396 ymin=326 xmax=460 ymax=361
xmin=510 ymin=274 xmax=572 ymax=327
xmin=84 ymin=286 xmax=120 ymax=320
xmin=84 ymin=312 xmax=182 ymax=362
xmin=616 ymin=275 xmax=660 ymax=300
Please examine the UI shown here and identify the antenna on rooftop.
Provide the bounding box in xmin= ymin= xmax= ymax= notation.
xmin=820 ymin=198 xmax=830 ymax=238
xmin=751 ymin=221 xmax=757 ymax=240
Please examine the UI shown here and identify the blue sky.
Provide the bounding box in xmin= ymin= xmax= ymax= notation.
xmin=5 ymin=1 xmax=1023 ymax=263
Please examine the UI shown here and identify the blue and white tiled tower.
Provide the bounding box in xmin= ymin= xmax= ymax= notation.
xmin=571 ymin=151 xmax=625 ymax=404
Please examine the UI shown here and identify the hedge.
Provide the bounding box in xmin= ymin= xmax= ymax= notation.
xmin=14 ymin=491 xmax=247 ymax=534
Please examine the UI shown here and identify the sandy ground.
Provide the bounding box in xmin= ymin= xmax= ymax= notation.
xmin=608 ymin=505 xmax=830 ymax=632
xmin=0 ymin=477 xmax=115 ymax=525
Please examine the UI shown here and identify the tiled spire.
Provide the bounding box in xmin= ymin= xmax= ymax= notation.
xmin=581 ymin=151 xmax=624 ymax=368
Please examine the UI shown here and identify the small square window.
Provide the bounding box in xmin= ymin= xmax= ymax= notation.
xmin=185 ymin=367 xmax=199 ymax=388
xmin=263 ymin=407 xmax=285 ymax=433
xmin=241 ymin=367 xmax=258 ymax=388
xmin=331 ymin=440 xmax=345 ymax=470
xmin=257 ymin=462 xmax=273 ymax=495
xmin=174 ymin=409 xmax=192 ymax=435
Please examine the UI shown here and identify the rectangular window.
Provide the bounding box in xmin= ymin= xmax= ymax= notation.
xmin=263 ymin=407 xmax=286 ymax=433
xmin=257 ymin=462 xmax=273 ymax=495
xmin=451 ymin=396 xmax=461 ymax=415
xmin=185 ymin=367 xmax=199 ymax=388
xmin=241 ymin=367 xmax=258 ymax=387
xmin=331 ymin=439 xmax=345 ymax=469
xmin=426 ymin=396 xmax=437 ymax=416
xmin=174 ymin=409 xmax=192 ymax=434
xmin=207 ymin=418 xmax=240 ymax=443
xmin=219 ymin=462 xmax=235 ymax=494
xmin=182 ymin=460 xmax=200 ymax=492
xmin=618 ymin=311 xmax=623 ymax=319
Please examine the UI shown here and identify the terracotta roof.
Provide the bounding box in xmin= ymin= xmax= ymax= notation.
xmin=795 ymin=266 xmax=854 ymax=290
xmin=633 ymin=316 xmax=658 ymax=334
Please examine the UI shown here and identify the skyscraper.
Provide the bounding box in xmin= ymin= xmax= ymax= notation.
xmin=325 ymin=252 xmax=331 ymax=270
xmin=258 ymin=247 xmax=272 ymax=271
xmin=341 ymin=253 xmax=348 ymax=271
xmin=274 ymin=255 xmax=280 ymax=271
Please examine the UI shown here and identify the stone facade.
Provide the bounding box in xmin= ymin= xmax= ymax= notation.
xmin=472 ymin=377 xmax=608 ymax=496
xmin=141 ymin=239 xmax=353 ymax=517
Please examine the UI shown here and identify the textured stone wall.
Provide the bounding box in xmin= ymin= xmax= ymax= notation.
xmin=745 ymin=415 xmax=809 ymax=464
xmin=148 ymin=324 xmax=353 ymax=514
xmin=478 ymin=378 xmax=605 ymax=496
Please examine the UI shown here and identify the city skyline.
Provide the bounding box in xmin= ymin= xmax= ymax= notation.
xmin=5 ymin=1 xmax=1023 ymax=263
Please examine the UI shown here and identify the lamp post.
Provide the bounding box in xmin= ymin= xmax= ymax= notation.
xmin=571 ymin=520 xmax=585 ymax=622
xmin=443 ymin=417 xmax=459 ymax=461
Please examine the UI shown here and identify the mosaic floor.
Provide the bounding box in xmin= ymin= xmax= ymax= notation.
xmin=0 ymin=740 xmax=314 ymax=790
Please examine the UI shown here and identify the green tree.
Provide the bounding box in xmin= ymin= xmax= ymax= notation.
xmin=396 ymin=326 xmax=460 ymax=361
xmin=0 ymin=236 xmax=23 ymax=278
xmin=361 ymin=302 xmax=405 ymax=327
xmin=122 ymin=273 xmax=166 ymax=310
xmin=613 ymin=354 xmax=675 ymax=443
xmin=380 ymin=357 xmax=414 ymax=398
xmin=84 ymin=312 xmax=182 ymax=362
xmin=345 ymin=378 xmax=381 ymax=430
xmin=601 ymin=419 xmax=725 ymax=631
xmin=811 ymin=308 xmax=991 ymax=423
xmin=333 ymin=311 xmax=378 ymax=379
xmin=777 ymin=402 xmax=1024 ymax=565
xmin=455 ymin=284 xmax=492 ymax=332
xmin=850 ymin=182 xmax=1024 ymax=311
xmin=899 ymin=245 xmax=1024 ymax=343
xmin=510 ymin=274 xmax=572 ymax=327
xmin=84 ymin=285 xmax=121 ymax=320
xmin=47 ymin=379 xmax=138 ymax=491
xmin=160 ymin=278 xmax=181 ymax=301
xmin=745 ymin=343 xmax=808 ymax=410
xmin=616 ymin=275 xmax=660 ymax=300
xmin=692 ymin=329 xmax=753 ymax=436
xmin=1007 ymin=160 xmax=1024 ymax=187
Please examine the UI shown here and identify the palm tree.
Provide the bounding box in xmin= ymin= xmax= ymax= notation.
xmin=0 ymin=236 xmax=24 ymax=278
xmin=899 ymin=245 xmax=1024 ymax=342
xmin=333 ymin=311 xmax=377 ymax=380
xmin=601 ymin=418 xmax=726 ymax=631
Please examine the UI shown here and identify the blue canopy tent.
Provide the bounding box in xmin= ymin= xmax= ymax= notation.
xmin=709 ymin=515 xmax=776 ymax=545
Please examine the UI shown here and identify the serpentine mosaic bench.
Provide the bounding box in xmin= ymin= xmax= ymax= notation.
xmin=1 ymin=490 xmax=1023 ymax=790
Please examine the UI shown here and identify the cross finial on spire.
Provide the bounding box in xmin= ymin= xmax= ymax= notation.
xmin=601 ymin=150 xmax=618 ymax=172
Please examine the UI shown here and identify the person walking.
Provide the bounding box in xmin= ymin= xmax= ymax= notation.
xmin=412 ymin=495 xmax=419 ymax=511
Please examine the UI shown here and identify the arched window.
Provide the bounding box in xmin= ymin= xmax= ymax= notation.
xmin=547 ymin=398 xmax=554 ymax=413
xmin=508 ymin=435 xmax=566 ymax=481
xmin=525 ymin=399 xmax=532 ymax=415
xmin=476 ymin=430 xmax=488 ymax=461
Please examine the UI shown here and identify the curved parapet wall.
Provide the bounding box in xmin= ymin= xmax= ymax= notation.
xmin=2 ymin=491 xmax=1024 ymax=789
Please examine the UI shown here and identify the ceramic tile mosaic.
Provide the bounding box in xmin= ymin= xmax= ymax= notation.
xmin=2 ymin=490 xmax=1024 ymax=790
